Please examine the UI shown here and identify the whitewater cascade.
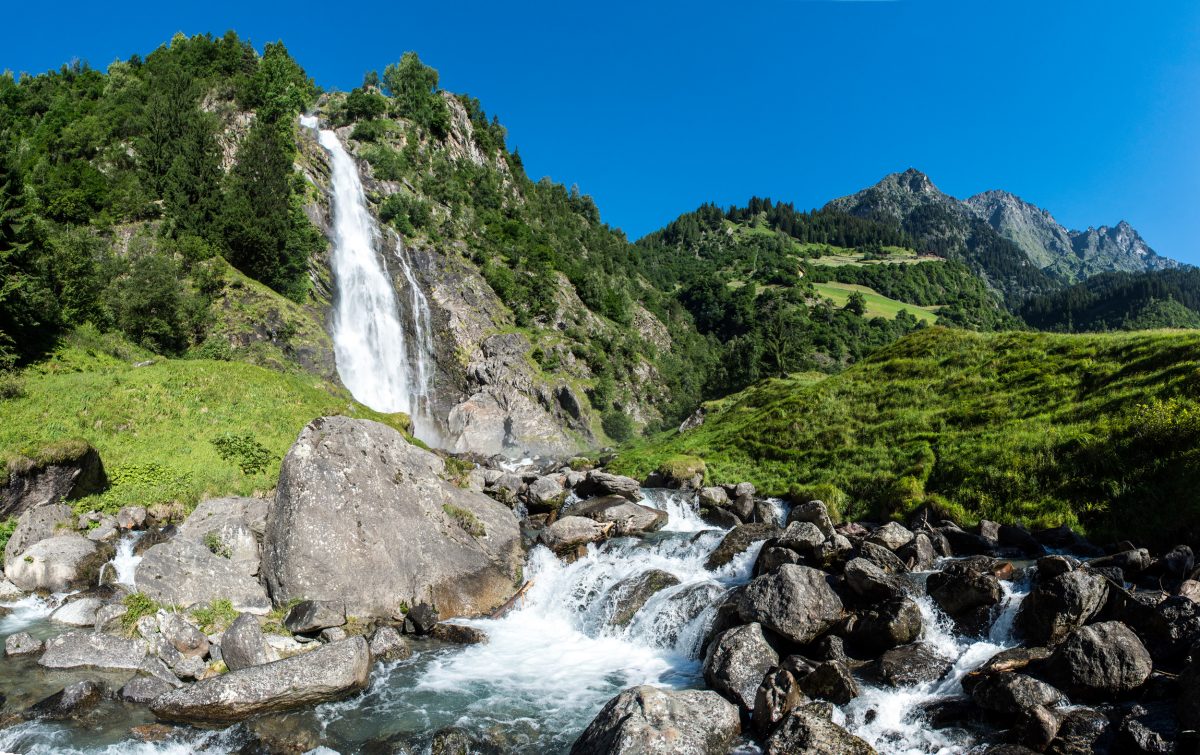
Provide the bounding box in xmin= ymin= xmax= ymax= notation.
xmin=300 ymin=115 xmax=437 ymax=440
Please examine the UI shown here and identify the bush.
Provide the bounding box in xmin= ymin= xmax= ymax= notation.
xmin=602 ymin=410 xmax=636 ymax=443
xmin=211 ymin=433 xmax=274 ymax=475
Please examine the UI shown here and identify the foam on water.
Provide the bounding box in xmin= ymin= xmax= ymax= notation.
xmin=0 ymin=593 xmax=66 ymax=635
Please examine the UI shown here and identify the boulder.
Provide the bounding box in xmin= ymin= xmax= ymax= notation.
xmin=26 ymin=679 xmax=105 ymax=720
xmin=525 ymin=475 xmax=567 ymax=511
xmin=877 ymin=642 xmax=953 ymax=687
xmin=967 ymin=672 xmax=1066 ymax=715
xmin=570 ymin=685 xmax=741 ymax=755
xmin=1089 ymin=548 xmax=1152 ymax=575
xmin=755 ymin=547 xmax=801 ymax=575
xmin=798 ymin=660 xmax=858 ymax=704
xmin=896 ymin=533 xmax=938 ymax=571
xmin=764 ymin=703 xmax=877 ymax=755
xmin=753 ymin=667 xmax=806 ymax=734
xmin=858 ymin=541 xmax=909 ymax=573
xmin=846 ymin=597 xmax=923 ymax=653
xmin=730 ymin=494 xmax=755 ymax=522
xmin=5 ymin=631 xmax=42 ymax=656
xmin=39 ymin=631 xmax=147 ymax=671
xmin=998 ymin=524 xmax=1045 ymax=558
xmin=844 ymin=558 xmax=909 ymax=601
xmin=937 ymin=525 xmax=997 ymax=556
xmin=703 ymin=622 xmax=779 ymax=712
xmin=117 ymin=505 xmax=148 ymax=530
xmin=788 ymin=500 xmax=835 ymax=537
xmin=404 ymin=602 xmax=439 ymax=635
xmin=777 ymin=522 xmax=826 ymax=553
xmin=5 ymin=535 xmax=101 ymax=592
xmin=49 ymin=596 xmax=103 ymax=627
xmin=151 ymin=637 xmax=371 ymax=725
xmin=159 ymin=612 xmax=209 ymax=658
xmin=368 ymin=625 xmax=412 ymax=662
xmin=705 ymin=523 xmax=782 ymax=571
xmin=263 ymin=417 xmax=524 ymax=619
xmin=868 ymin=522 xmax=914 ymax=551
xmin=0 ymin=442 xmax=105 ymax=520
xmin=574 ymin=471 xmax=644 ymax=502
xmin=135 ymin=538 xmax=270 ymax=613
xmin=429 ymin=623 xmax=488 ymax=644
xmin=570 ymin=496 xmax=667 ymax=536
xmin=120 ymin=676 xmax=175 ymax=705
xmin=283 ymin=599 xmax=346 ymax=634
xmin=320 ymin=626 xmax=348 ymax=643
xmin=701 ymin=506 xmax=741 ymax=529
xmin=1163 ymin=545 xmax=1195 ymax=579
xmin=1046 ymin=621 xmax=1152 ymax=699
xmin=736 ymin=564 xmax=843 ymax=645
xmin=1015 ymin=568 xmax=1108 ymax=645
xmin=174 ymin=496 xmax=267 ymax=579
xmin=541 ymin=516 xmax=612 ymax=554
xmin=927 ymin=558 xmax=1003 ymax=631
xmin=608 ymin=570 xmax=681 ymax=627
xmin=221 ymin=612 xmax=276 ymax=671
xmin=698 ymin=487 xmax=729 ymax=509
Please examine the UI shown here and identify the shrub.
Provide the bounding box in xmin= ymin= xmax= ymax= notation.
xmin=602 ymin=410 xmax=636 ymax=443
xmin=211 ymin=433 xmax=274 ymax=475
xmin=122 ymin=592 xmax=160 ymax=634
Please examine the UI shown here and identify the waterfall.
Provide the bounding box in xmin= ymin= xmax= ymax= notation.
xmin=98 ymin=532 xmax=143 ymax=587
xmin=300 ymin=115 xmax=437 ymax=441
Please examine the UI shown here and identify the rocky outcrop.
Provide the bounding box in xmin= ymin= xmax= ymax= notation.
xmin=1 ymin=442 xmax=106 ymax=519
xmin=263 ymin=417 xmax=523 ymax=619
xmin=151 ymin=637 xmax=371 ymax=725
xmin=570 ymin=685 xmax=741 ymax=755
xmin=39 ymin=632 xmax=147 ymax=671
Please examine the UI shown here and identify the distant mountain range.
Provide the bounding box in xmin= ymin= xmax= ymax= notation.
xmin=825 ymin=169 xmax=1177 ymax=295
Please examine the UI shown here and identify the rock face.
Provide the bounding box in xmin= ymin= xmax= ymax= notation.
xmin=263 ymin=417 xmax=523 ymax=619
xmin=735 ymin=565 xmax=843 ymax=644
xmin=703 ymin=623 xmax=779 ymax=713
xmin=135 ymin=538 xmax=271 ymax=613
xmin=5 ymin=535 xmax=101 ymax=592
xmin=0 ymin=443 xmax=106 ymax=519
xmin=39 ymin=632 xmax=147 ymax=671
xmin=570 ymin=685 xmax=741 ymax=755
xmin=151 ymin=637 xmax=371 ymax=725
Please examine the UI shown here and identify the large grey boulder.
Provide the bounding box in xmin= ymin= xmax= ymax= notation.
xmin=50 ymin=597 xmax=103 ymax=627
xmin=868 ymin=521 xmax=914 ymax=551
xmin=1015 ymin=568 xmax=1108 ymax=645
xmin=1046 ymin=621 xmax=1152 ymax=699
xmin=151 ymin=636 xmax=371 ymax=725
xmin=570 ymin=496 xmax=667 ymax=536
xmin=5 ymin=535 xmax=101 ymax=591
xmin=844 ymin=558 xmax=909 ymax=601
xmin=174 ymin=496 xmax=267 ymax=578
xmin=705 ymin=523 xmax=782 ymax=570
xmin=736 ymin=564 xmax=843 ymax=644
xmin=570 ymin=685 xmax=741 ymax=755
xmin=607 ymin=570 xmax=680 ymax=627
xmin=788 ymin=500 xmax=835 ymax=537
xmin=541 ymin=516 xmax=612 ymax=554
xmin=220 ymin=613 xmax=276 ymax=671
xmin=764 ymin=702 xmax=877 ymax=755
xmin=703 ymin=622 xmax=779 ymax=713
xmin=39 ymin=631 xmax=147 ymax=671
xmin=5 ymin=631 xmax=42 ymax=656
xmin=283 ymin=599 xmax=346 ymax=634
xmin=135 ymin=538 xmax=270 ymax=613
xmin=3 ymin=503 xmax=76 ymax=566
xmin=574 ymin=471 xmax=644 ymax=502
xmin=263 ymin=417 xmax=523 ymax=619
xmin=525 ymin=475 xmax=567 ymax=511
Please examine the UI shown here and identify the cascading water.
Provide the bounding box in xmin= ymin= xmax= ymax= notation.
xmin=300 ymin=115 xmax=438 ymax=441
xmin=97 ymin=532 xmax=142 ymax=587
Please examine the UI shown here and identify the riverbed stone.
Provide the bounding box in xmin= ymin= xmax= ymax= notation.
xmin=283 ymin=599 xmax=346 ymax=634
xmin=1015 ymin=568 xmax=1108 ymax=645
xmin=570 ymin=685 xmax=741 ymax=755
xmin=525 ymin=475 xmax=567 ymax=511
xmin=120 ymin=676 xmax=175 ymax=705
xmin=778 ymin=521 xmax=826 ymax=553
xmin=574 ymin=471 xmax=644 ymax=502
xmin=927 ymin=557 xmax=1003 ymax=632
xmin=868 ymin=521 xmax=914 ymax=551
xmin=540 ymin=516 xmax=612 ymax=554
xmin=877 ymin=642 xmax=953 ymax=687
xmin=1046 ymin=621 xmax=1152 ymax=698
xmin=3 ymin=503 xmax=76 ymax=567
xmin=264 ymin=418 xmax=524 ymax=620
xmin=763 ymin=702 xmax=877 ymax=755
xmin=221 ymin=612 xmax=276 ymax=671
xmin=159 ymin=611 xmax=209 ymax=658
xmin=49 ymin=596 xmax=103 ymax=627
xmin=608 ymin=570 xmax=680 ymax=627
xmin=39 ymin=631 xmax=147 ymax=671
xmin=150 ymin=636 xmax=371 ymax=725
xmin=846 ymin=597 xmax=923 ymax=652
xmin=135 ymin=538 xmax=270 ymax=613
xmin=570 ymin=496 xmax=667 ymax=536
xmin=799 ymin=660 xmax=858 ymax=704
xmin=736 ymin=564 xmax=843 ymax=645
xmin=367 ymin=625 xmax=412 ymax=662
xmin=5 ymin=631 xmax=42 ymax=656
xmin=705 ymin=523 xmax=782 ymax=570
xmin=788 ymin=500 xmax=835 ymax=538
xmin=753 ymin=667 xmax=806 ymax=734
xmin=844 ymin=558 xmax=909 ymax=601
xmin=26 ymin=679 xmax=105 ymax=720
xmin=175 ymin=496 xmax=266 ymax=579
xmin=5 ymin=534 xmax=101 ymax=592
xmin=703 ymin=622 xmax=779 ymax=713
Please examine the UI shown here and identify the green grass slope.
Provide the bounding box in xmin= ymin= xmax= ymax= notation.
xmin=811 ymin=282 xmax=940 ymax=323
xmin=612 ymin=327 xmax=1200 ymax=546
xmin=1 ymin=328 xmax=410 ymax=514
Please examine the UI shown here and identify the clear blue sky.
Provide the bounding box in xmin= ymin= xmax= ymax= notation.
xmin=7 ymin=1 xmax=1200 ymax=262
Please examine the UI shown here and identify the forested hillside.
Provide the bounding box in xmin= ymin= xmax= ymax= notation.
xmin=1020 ymin=267 xmax=1200 ymax=331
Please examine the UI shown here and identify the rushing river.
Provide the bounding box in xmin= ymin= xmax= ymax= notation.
xmin=0 ymin=490 xmax=1029 ymax=753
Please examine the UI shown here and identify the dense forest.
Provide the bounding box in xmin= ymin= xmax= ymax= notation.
xmin=1019 ymin=267 xmax=1200 ymax=331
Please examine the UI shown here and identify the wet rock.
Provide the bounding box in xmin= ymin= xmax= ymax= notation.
xmin=763 ymin=702 xmax=877 ymax=755
xmin=26 ymin=679 xmax=105 ymax=720
xmin=570 ymin=685 xmax=741 ymax=755
xmin=977 ymin=646 xmax=1053 ymax=676
xmin=39 ymin=631 xmax=146 ymax=671
xmin=49 ymin=596 xmax=103 ymax=627
xmin=120 ymin=675 xmax=175 ymax=704
xmin=574 ymin=471 xmax=644 ymax=502
xmin=264 ymin=417 xmax=524 ymax=620
xmin=1037 ymin=555 xmax=1078 ymax=579
xmin=405 ymin=602 xmax=439 ymax=635
xmin=1163 ymin=545 xmax=1195 ymax=579
xmin=5 ymin=631 xmax=42 ymax=656
xmin=135 ymin=538 xmax=270 ymax=613
xmin=430 ymin=726 xmax=475 ymax=755
xmin=735 ymin=564 xmax=843 ymax=645
xmin=705 ymin=523 xmax=781 ymax=570
xmin=868 ymin=522 xmax=914 ymax=551
xmin=877 ymin=642 xmax=953 ymax=687
xmin=151 ymin=637 xmax=371 ymax=725
xmin=540 ymin=516 xmax=612 ymax=554
xmin=755 ymin=546 xmax=801 ymax=575
xmin=730 ymin=494 xmax=755 ymax=522
xmin=1048 ymin=706 xmax=1113 ymax=755
xmin=525 ymin=476 xmax=567 ymax=511
xmin=701 ymin=506 xmax=741 ymax=529
xmin=809 ymin=635 xmax=847 ymax=664
xmin=927 ymin=557 xmax=1003 ymax=631
xmin=608 ymin=570 xmax=680 ymax=627
xmin=1016 ymin=568 xmax=1109 ymax=645
xmin=1116 ymin=703 xmax=1177 ymax=754
xmin=938 ymin=525 xmax=997 ymax=557
xmin=777 ymin=522 xmax=826 ymax=553
xmin=570 ymin=496 xmax=667 ymax=536
xmin=753 ymin=667 xmax=806 ymax=734
xmin=368 ymin=625 xmax=412 ymax=662
xmin=159 ymin=611 xmax=209 ymax=658
xmin=429 ymin=623 xmax=488 ymax=644
xmin=698 ymin=487 xmax=729 ymax=509
xmin=844 ymin=557 xmax=909 ymax=601
xmin=221 ymin=612 xmax=276 ymax=671
xmin=5 ymin=535 xmax=102 ymax=592
xmin=896 ymin=533 xmax=937 ymax=571
xmin=798 ymin=660 xmax=858 ymax=704
xmin=846 ymin=597 xmax=923 ymax=653
xmin=1046 ymin=621 xmax=1152 ymax=699
xmin=787 ymin=500 xmax=835 ymax=538
xmin=703 ymin=622 xmax=779 ymax=713
xmin=1179 ymin=580 xmax=1200 ymax=604
xmin=968 ymin=672 xmax=1066 ymax=715
xmin=858 ymin=541 xmax=909 ymax=573
xmin=283 ymin=599 xmax=347 ymax=634
xmin=1089 ymin=548 xmax=1152 ymax=576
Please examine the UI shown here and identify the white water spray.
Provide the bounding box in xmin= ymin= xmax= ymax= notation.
xmin=98 ymin=532 xmax=143 ymax=587
xmin=300 ymin=115 xmax=437 ymax=440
